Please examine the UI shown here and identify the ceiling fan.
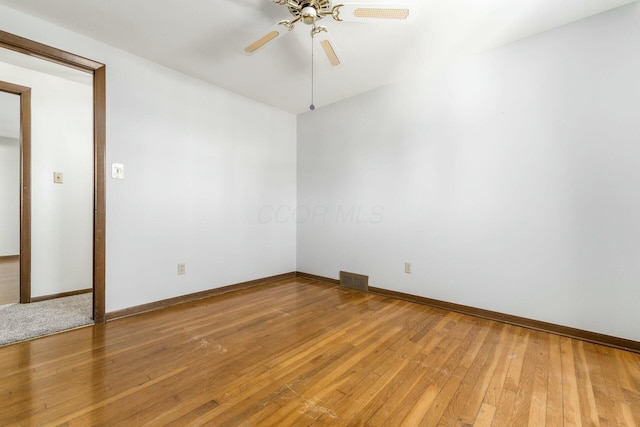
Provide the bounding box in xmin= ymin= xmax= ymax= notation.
xmin=244 ymin=0 xmax=413 ymax=68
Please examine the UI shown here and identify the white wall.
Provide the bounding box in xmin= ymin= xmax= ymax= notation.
xmin=0 ymin=133 xmax=20 ymax=257
xmin=0 ymin=60 xmax=94 ymax=297
xmin=0 ymin=5 xmax=297 ymax=311
xmin=0 ymin=89 xmax=20 ymax=257
xmin=297 ymin=3 xmax=640 ymax=342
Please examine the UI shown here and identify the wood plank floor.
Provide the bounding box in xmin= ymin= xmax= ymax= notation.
xmin=0 ymin=256 xmax=19 ymax=306
xmin=0 ymin=277 xmax=639 ymax=426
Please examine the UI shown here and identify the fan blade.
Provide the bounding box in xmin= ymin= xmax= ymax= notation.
xmin=314 ymin=29 xmax=343 ymax=67
xmin=243 ymin=23 xmax=290 ymax=54
xmin=332 ymin=3 xmax=412 ymax=23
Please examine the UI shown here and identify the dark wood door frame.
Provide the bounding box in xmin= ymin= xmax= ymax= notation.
xmin=0 ymin=80 xmax=31 ymax=304
xmin=0 ymin=30 xmax=106 ymax=322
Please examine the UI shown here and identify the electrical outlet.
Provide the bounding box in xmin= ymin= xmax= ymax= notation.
xmin=53 ymin=172 xmax=64 ymax=184
xmin=177 ymin=263 xmax=186 ymax=275
xmin=404 ymin=262 xmax=412 ymax=274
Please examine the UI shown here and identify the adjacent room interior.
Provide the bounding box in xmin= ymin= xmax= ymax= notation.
xmin=0 ymin=0 xmax=639 ymax=424
xmin=0 ymin=47 xmax=94 ymax=344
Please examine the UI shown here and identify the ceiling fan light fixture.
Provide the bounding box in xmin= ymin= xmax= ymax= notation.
xmin=247 ymin=1 xmax=414 ymax=109
xmin=302 ymin=6 xmax=318 ymax=25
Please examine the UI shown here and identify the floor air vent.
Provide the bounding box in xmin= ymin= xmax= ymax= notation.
xmin=340 ymin=271 xmax=369 ymax=292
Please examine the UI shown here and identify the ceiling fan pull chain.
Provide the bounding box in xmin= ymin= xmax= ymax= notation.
xmin=310 ymin=30 xmax=315 ymax=111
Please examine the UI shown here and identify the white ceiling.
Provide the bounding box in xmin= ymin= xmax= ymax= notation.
xmin=0 ymin=0 xmax=636 ymax=113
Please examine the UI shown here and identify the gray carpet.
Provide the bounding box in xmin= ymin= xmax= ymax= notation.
xmin=0 ymin=293 xmax=93 ymax=346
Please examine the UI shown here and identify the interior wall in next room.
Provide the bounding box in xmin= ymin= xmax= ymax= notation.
xmin=0 ymin=135 xmax=20 ymax=257
xmin=0 ymin=88 xmax=20 ymax=257
xmin=0 ymin=57 xmax=93 ymax=297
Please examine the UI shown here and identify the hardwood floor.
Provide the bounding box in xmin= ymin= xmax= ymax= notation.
xmin=0 ymin=277 xmax=638 ymax=425
xmin=0 ymin=256 xmax=19 ymax=305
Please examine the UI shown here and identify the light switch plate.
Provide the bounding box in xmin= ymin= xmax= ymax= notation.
xmin=112 ymin=163 xmax=124 ymax=179
xmin=53 ymin=172 xmax=63 ymax=184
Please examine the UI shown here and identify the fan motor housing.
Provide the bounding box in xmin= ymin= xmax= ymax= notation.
xmin=288 ymin=0 xmax=332 ymax=20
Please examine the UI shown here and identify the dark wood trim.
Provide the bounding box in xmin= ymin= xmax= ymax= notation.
xmin=293 ymin=271 xmax=640 ymax=354
xmin=105 ymin=272 xmax=297 ymax=321
xmin=0 ymin=81 xmax=31 ymax=95
xmin=0 ymin=31 xmax=107 ymax=322
xmin=31 ymin=288 xmax=92 ymax=303
xmin=92 ymin=65 xmax=106 ymax=323
xmin=0 ymin=30 xmax=103 ymax=72
xmin=295 ymin=271 xmax=340 ymax=286
xmin=0 ymin=255 xmax=20 ymax=262
xmin=19 ymin=87 xmax=31 ymax=304
xmin=368 ymin=286 xmax=640 ymax=354
xmin=0 ymin=80 xmax=31 ymax=304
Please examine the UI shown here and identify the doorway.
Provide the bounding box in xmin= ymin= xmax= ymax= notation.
xmin=0 ymin=30 xmax=106 ymax=322
xmin=0 ymin=83 xmax=29 ymax=306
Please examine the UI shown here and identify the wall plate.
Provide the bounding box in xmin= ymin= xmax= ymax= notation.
xmin=111 ymin=163 xmax=124 ymax=179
